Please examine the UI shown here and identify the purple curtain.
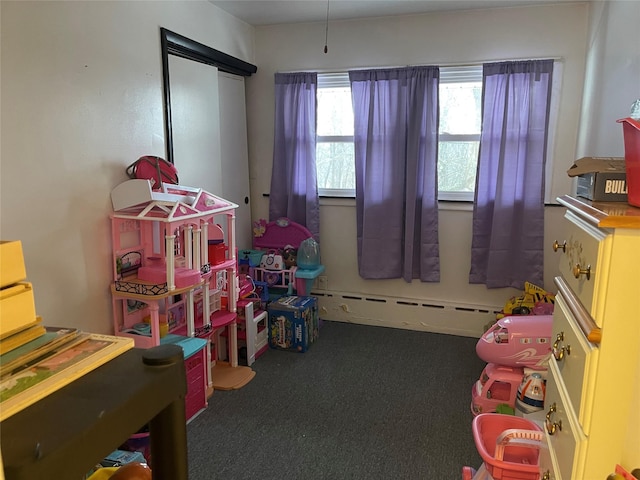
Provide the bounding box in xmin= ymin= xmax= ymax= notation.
xmin=469 ymin=60 xmax=554 ymax=289
xmin=269 ymin=72 xmax=320 ymax=240
xmin=349 ymin=67 xmax=440 ymax=282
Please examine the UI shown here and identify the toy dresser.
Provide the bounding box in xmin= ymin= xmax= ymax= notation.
xmin=267 ymin=296 xmax=319 ymax=353
xmin=161 ymin=334 xmax=208 ymax=422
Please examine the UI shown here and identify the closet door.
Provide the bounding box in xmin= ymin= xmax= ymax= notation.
xmin=168 ymin=57 xmax=252 ymax=250
xmin=169 ymin=55 xmax=222 ymax=195
xmin=218 ymin=72 xmax=252 ymax=249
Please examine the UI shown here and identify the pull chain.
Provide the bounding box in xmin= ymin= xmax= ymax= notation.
xmin=323 ymin=0 xmax=329 ymax=53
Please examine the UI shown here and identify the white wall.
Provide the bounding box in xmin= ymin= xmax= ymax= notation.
xmin=246 ymin=3 xmax=588 ymax=334
xmin=0 ymin=1 xmax=254 ymax=334
xmin=577 ymin=0 xmax=640 ymax=157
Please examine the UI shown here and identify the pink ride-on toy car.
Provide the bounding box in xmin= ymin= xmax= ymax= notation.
xmin=471 ymin=363 xmax=524 ymax=416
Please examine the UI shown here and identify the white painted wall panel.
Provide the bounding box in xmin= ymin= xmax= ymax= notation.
xmin=247 ymin=3 xmax=589 ymax=320
xmin=0 ymin=0 xmax=254 ymax=333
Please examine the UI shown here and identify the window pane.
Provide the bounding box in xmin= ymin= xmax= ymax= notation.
xmin=437 ymin=141 xmax=479 ymax=192
xmin=316 ymin=142 xmax=355 ymax=190
xmin=317 ymin=88 xmax=354 ymax=136
xmin=439 ymin=82 xmax=481 ymax=135
xmin=438 ymin=73 xmax=481 ymax=197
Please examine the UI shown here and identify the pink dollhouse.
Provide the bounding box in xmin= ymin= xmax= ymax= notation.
xmin=109 ymin=179 xmax=254 ymax=406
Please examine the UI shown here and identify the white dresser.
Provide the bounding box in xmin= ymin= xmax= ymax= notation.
xmin=542 ymin=195 xmax=640 ymax=479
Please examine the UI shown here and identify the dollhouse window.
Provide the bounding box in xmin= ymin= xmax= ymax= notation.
xmin=173 ymin=228 xmax=181 ymax=257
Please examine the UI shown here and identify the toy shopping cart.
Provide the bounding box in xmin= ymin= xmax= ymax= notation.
xmin=462 ymin=413 xmax=545 ymax=480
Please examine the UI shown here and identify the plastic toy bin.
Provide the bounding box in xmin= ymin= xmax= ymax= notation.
xmin=208 ymin=240 xmax=227 ymax=265
xmin=472 ymin=413 xmax=543 ymax=480
xmin=618 ymin=117 xmax=640 ymax=207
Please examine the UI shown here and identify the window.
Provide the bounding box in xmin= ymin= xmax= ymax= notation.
xmin=437 ymin=66 xmax=482 ymax=201
xmin=316 ymin=68 xmax=482 ymax=200
xmin=316 ymin=64 xmax=558 ymax=201
xmin=316 ymin=73 xmax=355 ymax=197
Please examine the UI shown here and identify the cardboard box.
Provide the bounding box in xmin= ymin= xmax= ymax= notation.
xmin=0 ymin=240 xmax=27 ymax=289
xmin=567 ymin=157 xmax=628 ymax=202
xmin=267 ymin=296 xmax=318 ymax=353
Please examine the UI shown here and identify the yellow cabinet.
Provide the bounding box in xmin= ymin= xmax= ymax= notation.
xmin=545 ymin=196 xmax=640 ymax=479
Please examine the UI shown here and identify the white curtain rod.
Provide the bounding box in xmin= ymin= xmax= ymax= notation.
xmin=281 ymin=56 xmax=563 ymax=74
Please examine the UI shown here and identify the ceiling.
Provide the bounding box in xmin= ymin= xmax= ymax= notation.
xmin=209 ymin=0 xmax=579 ymax=26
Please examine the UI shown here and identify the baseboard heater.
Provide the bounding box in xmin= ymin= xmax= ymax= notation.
xmin=311 ymin=290 xmax=501 ymax=338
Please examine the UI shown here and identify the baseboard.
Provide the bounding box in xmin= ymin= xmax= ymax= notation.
xmin=312 ymin=290 xmax=501 ymax=338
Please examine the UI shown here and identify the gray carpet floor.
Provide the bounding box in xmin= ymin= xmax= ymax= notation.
xmin=187 ymin=320 xmax=486 ymax=479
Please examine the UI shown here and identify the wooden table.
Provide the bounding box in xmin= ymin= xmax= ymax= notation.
xmin=1 ymin=344 xmax=188 ymax=480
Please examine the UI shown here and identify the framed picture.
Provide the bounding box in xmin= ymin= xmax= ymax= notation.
xmin=167 ymin=300 xmax=186 ymax=332
xmin=0 ymin=333 xmax=134 ymax=421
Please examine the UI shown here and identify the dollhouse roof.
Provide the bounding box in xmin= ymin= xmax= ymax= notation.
xmin=110 ymin=179 xmax=237 ymax=222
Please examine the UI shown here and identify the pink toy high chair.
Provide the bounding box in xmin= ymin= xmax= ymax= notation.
xmin=462 ymin=413 xmax=544 ymax=480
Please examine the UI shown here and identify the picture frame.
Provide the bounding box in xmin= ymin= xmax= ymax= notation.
xmin=167 ymin=300 xmax=186 ymax=332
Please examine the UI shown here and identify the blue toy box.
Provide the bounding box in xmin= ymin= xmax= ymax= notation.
xmin=267 ymin=296 xmax=319 ymax=353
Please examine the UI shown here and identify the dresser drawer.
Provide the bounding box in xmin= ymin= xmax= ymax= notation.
xmin=545 ymin=359 xmax=587 ymax=480
xmin=538 ymin=436 xmax=561 ymax=480
xmin=551 ymin=291 xmax=599 ymax=432
xmin=556 ymin=211 xmax=608 ymax=318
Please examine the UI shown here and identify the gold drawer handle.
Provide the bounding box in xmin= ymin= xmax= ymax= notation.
xmin=553 ymin=240 xmax=566 ymax=252
xmin=542 ymin=471 xmax=551 ymax=480
xmin=552 ymin=332 xmax=571 ymax=361
xmin=545 ymin=402 xmax=563 ymax=435
xmin=572 ymin=263 xmax=591 ymax=280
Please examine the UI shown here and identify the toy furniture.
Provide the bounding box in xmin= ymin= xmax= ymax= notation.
xmin=237 ymin=298 xmax=268 ymax=366
xmin=161 ymin=335 xmax=208 ymax=421
xmin=110 ymin=180 xmax=254 ymax=405
xmin=252 ymin=217 xmax=325 ymax=296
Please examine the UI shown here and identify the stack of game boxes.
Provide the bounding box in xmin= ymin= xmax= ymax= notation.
xmin=0 ymin=240 xmax=134 ymax=423
xmin=0 ymin=240 xmax=44 ymax=354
